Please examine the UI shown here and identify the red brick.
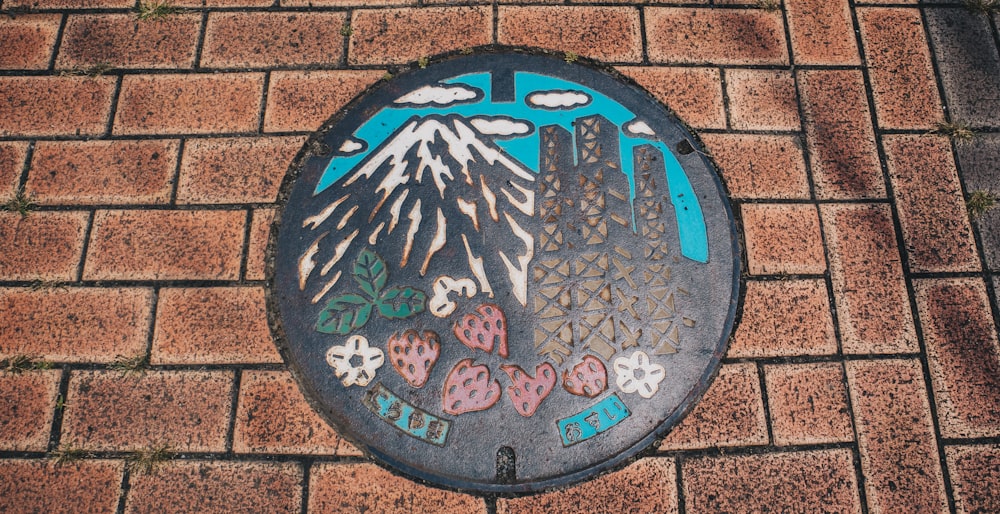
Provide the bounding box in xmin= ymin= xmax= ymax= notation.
xmin=5 ymin=0 xmax=130 ymax=7
xmin=660 ymin=363 xmax=767 ymax=450
xmin=945 ymin=445 xmax=1000 ymax=514
xmin=0 ymin=211 xmax=88 ymax=281
xmin=62 ymin=370 xmax=233 ymax=452
xmin=725 ymin=69 xmax=800 ymax=131
xmin=786 ymin=0 xmax=860 ymax=65
xmin=264 ymin=70 xmax=384 ymax=133
xmin=27 ymin=140 xmax=179 ymax=205
xmin=125 ymin=461 xmax=301 ymax=514
xmin=176 ymin=136 xmax=304 ymax=204
xmin=233 ymin=370 xmax=346 ymax=454
xmin=0 ymin=14 xmax=60 ymax=70
xmin=645 ymin=8 xmax=788 ymax=65
xmin=0 ymin=142 xmax=27 ymax=202
xmin=0 ymin=288 xmax=151 ymax=363
xmin=0 ymin=370 xmax=60 ymax=451
xmin=308 ymin=462 xmax=486 ymax=513
xmin=0 ymin=459 xmax=123 ymax=514
xmin=245 ymin=208 xmax=274 ymax=281
xmin=799 ymin=70 xmax=883 ymax=199
xmin=729 ymin=279 xmax=837 ymax=358
xmin=701 ymin=134 xmax=809 ymax=199
xmin=884 ymin=135 xmax=978 ymax=273
xmin=351 ymin=7 xmax=493 ymax=66
xmin=0 ymin=76 xmax=114 ymax=137
xmin=498 ymin=7 xmax=642 ymax=63
xmin=201 ymin=13 xmax=346 ymax=68
xmin=283 ymin=0 xmax=413 ymax=7
xmin=764 ymin=363 xmax=853 ymax=446
xmin=683 ymin=450 xmax=861 ymax=513
xmin=617 ymin=67 xmax=725 ymax=129
xmin=858 ymin=8 xmax=943 ymax=129
xmin=83 ymin=210 xmax=245 ymax=281
xmin=497 ymin=458 xmax=677 ymax=514
xmin=152 ymin=287 xmax=279 ymax=364
xmin=741 ymin=203 xmax=826 ymax=275
xmin=915 ymin=278 xmax=1000 ymax=438
xmin=57 ymin=14 xmax=200 ymax=70
xmin=846 ymin=359 xmax=948 ymax=514
xmin=114 ymin=74 xmax=264 ymax=136
xmin=821 ymin=204 xmax=917 ymax=354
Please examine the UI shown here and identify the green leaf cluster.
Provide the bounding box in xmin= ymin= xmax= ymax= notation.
xmin=316 ymin=249 xmax=427 ymax=335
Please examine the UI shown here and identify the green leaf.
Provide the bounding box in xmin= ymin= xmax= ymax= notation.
xmin=376 ymin=286 xmax=427 ymax=319
xmin=352 ymin=249 xmax=388 ymax=299
xmin=315 ymin=294 xmax=373 ymax=334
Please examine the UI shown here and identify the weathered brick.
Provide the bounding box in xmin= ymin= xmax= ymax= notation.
xmin=124 ymin=461 xmax=301 ymax=514
xmin=27 ymin=140 xmax=179 ymax=205
xmin=742 ymin=203 xmax=826 ymax=275
xmin=83 ymin=210 xmax=245 ymax=281
xmin=245 ymin=208 xmax=275 ymax=281
xmin=786 ymin=0 xmax=860 ymax=65
xmin=0 ymin=288 xmax=151 ymax=363
xmin=926 ymin=9 xmax=1000 ymax=127
xmin=264 ymin=70 xmax=384 ymax=133
xmin=0 ymin=76 xmax=114 ymax=137
xmin=764 ymin=363 xmax=853 ymax=446
xmin=915 ymin=278 xmax=1000 ymax=438
xmin=5 ymin=0 xmax=130 ymax=7
xmin=683 ymin=450 xmax=862 ymax=513
xmin=725 ymin=69 xmax=800 ymax=131
xmin=945 ymin=445 xmax=1000 ymax=514
xmin=884 ymin=135 xmax=978 ymax=272
xmin=176 ymin=136 xmax=304 ymax=204
xmin=0 ymin=459 xmax=123 ymax=514
xmin=821 ymin=204 xmax=917 ymax=354
xmin=846 ymin=359 xmax=948 ymax=514
xmin=616 ymin=67 xmax=726 ymax=130
xmin=351 ymin=7 xmax=493 ymax=65
xmin=956 ymin=133 xmax=1000 ymax=193
xmin=0 ymin=211 xmax=89 ymax=281
xmin=308 ymin=462 xmax=486 ymax=513
xmin=701 ymin=134 xmax=809 ymax=200
xmin=729 ymin=279 xmax=837 ymax=358
xmin=57 ymin=14 xmax=201 ymax=70
xmin=152 ymin=287 xmax=280 ymax=364
xmin=114 ymin=74 xmax=264 ymax=135
xmin=0 ymin=142 xmax=27 ymax=202
xmin=201 ymin=13 xmax=346 ymax=68
xmin=0 ymin=370 xmax=60 ymax=451
xmin=282 ymin=0 xmax=413 ymax=7
xmin=858 ymin=8 xmax=943 ymax=129
xmin=498 ymin=458 xmax=677 ymax=513
xmin=0 ymin=14 xmax=60 ymax=70
xmin=645 ymin=8 xmax=787 ymax=65
xmin=62 ymin=370 xmax=233 ymax=452
xmin=498 ymin=7 xmax=642 ymax=63
xmin=799 ymin=70 xmax=883 ymax=199
xmin=233 ymin=370 xmax=346 ymax=455
xmin=660 ymin=363 xmax=768 ymax=450
xmin=976 ymin=207 xmax=1000 ymax=272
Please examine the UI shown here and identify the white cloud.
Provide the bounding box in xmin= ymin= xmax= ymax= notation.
xmin=625 ymin=120 xmax=656 ymax=138
xmin=469 ymin=116 xmax=533 ymax=137
xmin=526 ymin=90 xmax=591 ymax=109
xmin=394 ymin=84 xmax=481 ymax=106
xmin=339 ymin=138 xmax=364 ymax=154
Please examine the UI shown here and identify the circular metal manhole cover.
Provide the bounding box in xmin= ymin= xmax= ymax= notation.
xmin=269 ymin=51 xmax=740 ymax=494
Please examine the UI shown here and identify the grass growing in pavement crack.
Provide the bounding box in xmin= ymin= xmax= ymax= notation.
xmin=110 ymin=353 xmax=150 ymax=377
xmin=933 ymin=121 xmax=976 ymax=142
xmin=340 ymin=24 xmax=352 ymax=36
xmin=1 ymin=355 xmax=53 ymax=373
xmin=963 ymin=0 xmax=1000 ymax=14
xmin=967 ymin=190 xmax=997 ymax=220
xmin=136 ymin=0 xmax=177 ymax=21
xmin=756 ymin=0 xmax=782 ymax=11
xmin=3 ymin=190 xmax=35 ymax=218
xmin=564 ymin=51 xmax=579 ymax=63
xmin=128 ymin=445 xmax=174 ymax=474
xmin=53 ymin=445 xmax=94 ymax=465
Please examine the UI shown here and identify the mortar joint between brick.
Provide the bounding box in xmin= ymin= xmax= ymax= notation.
xmin=115 ymin=464 xmax=131 ymax=514
xmin=299 ymin=457 xmax=310 ymax=514
xmin=192 ymin=10 xmax=208 ymax=70
xmin=223 ymin=368 xmax=241 ymax=454
xmin=46 ymin=12 xmax=69 ymax=72
xmin=105 ymin=74 xmax=124 ymax=138
xmin=755 ymin=360 xmax=775 ymax=446
xmin=45 ymin=366 xmax=73 ymax=453
xmin=674 ymin=454 xmax=687 ymax=514
xmin=168 ymin=138 xmax=185 ymax=205
xmin=75 ymin=209 xmax=96 ymax=282
xmin=638 ymin=6 xmax=649 ymax=64
xmin=719 ymin=67 xmax=734 ymax=131
xmin=238 ymin=209 xmax=254 ymax=281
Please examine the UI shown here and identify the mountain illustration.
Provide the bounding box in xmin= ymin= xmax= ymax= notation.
xmin=297 ymin=114 xmax=537 ymax=308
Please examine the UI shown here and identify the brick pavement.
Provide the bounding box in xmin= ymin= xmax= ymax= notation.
xmin=1 ymin=0 xmax=999 ymax=512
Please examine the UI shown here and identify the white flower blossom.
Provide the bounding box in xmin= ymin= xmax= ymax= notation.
xmin=613 ymin=351 xmax=665 ymax=399
xmin=326 ymin=335 xmax=384 ymax=387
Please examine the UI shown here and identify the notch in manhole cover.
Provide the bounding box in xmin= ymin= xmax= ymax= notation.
xmin=268 ymin=50 xmax=740 ymax=494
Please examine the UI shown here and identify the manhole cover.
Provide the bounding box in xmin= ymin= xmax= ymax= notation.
xmin=269 ymin=51 xmax=740 ymax=494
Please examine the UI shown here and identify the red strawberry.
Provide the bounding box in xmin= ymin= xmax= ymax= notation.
xmin=562 ymin=355 xmax=608 ymax=398
xmin=442 ymin=358 xmax=501 ymax=415
xmin=501 ymin=363 xmax=556 ymax=417
xmin=453 ymin=303 xmax=508 ymax=358
xmin=387 ymin=330 xmax=440 ymax=388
